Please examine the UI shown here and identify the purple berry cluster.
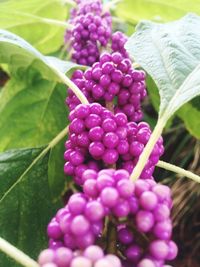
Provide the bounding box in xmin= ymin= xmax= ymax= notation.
xmin=47 ymin=193 xmax=104 ymax=250
xmin=83 ymin=169 xmax=138 ymax=217
xmin=66 ymin=52 xmax=147 ymax=122
xmin=111 ymin=31 xmax=129 ymax=58
xmin=38 ymin=1 xmax=178 ymax=266
xmin=117 ymin=179 xmax=177 ymax=266
xmin=40 ymin=169 xmax=177 ymax=267
xmin=64 ymin=103 xmax=129 ymax=184
xmin=82 ymin=169 xmax=178 ymax=266
xmin=38 ymin=245 xmax=122 ymax=267
xmin=64 ymin=104 xmax=163 ymax=185
xmin=65 ymin=0 xmax=112 ymax=66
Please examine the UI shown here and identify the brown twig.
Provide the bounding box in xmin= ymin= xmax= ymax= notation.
xmin=106 ymin=219 xmax=117 ymax=254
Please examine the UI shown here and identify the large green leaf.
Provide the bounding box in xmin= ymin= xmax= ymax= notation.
xmin=126 ymin=13 xmax=200 ymax=122
xmin=0 ymin=0 xmax=69 ymax=54
xmin=115 ymin=0 xmax=200 ymax=25
xmin=126 ymin=14 xmax=200 ymax=181
xmin=0 ymin=29 xmax=79 ymax=81
xmin=0 ymin=75 xmax=67 ymax=152
xmin=0 ymin=147 xmax=62 ymax=266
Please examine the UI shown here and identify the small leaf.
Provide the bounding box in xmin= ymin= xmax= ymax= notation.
xmin=0 ymin=147 xmax=62 ymax=266
xmin=126 ymin=13 xmax=200 ymax=121
xmin=0 ymin=0 xmax=69 ymax=54
xmin=0 ymin=29 xmax=79 ymax=81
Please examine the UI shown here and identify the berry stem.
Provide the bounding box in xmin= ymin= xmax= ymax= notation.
xmin=0 ymin=237 xmax=39 ymax=267
xmin=68 ymin=181 xmax=79 ymax=193
xmin=49 ymin=64 xmax=89 ymax=105
xmin=126 ymin=222 xmax=149 ymax=248
xmin=105 ymin=101 xmax=116 ymax=169
xmin=106 ymin=219 xmax=117 ymax=254
xmin=118 ymin=218 xmax=149 ymax=248
xmin=48 ymin=126 xmax=69 ymax=149
xmin=35 ymin=16 xmax=73 ymax=29
xmin=106 ymin=101 xmax=114 ymax=113
xmin=157 ymin=160 xmax=200 ymax=183
xmin=130 ymin=118 xmax=166 ymax=181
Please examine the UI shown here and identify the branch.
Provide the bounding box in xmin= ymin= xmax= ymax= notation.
xmin=0 ymin=237 xmax=39 ymax=267
xmin=106 ymin=220 xmax=117 ymax=254
xmin=0 ymin=126 xmax=69 ymax=203
xmin=49 ymin=63 xmax=89 ymax=105
xmin=157 ymin=160 xmax=200 ymax=183
xmin=1 ymin=10 xmax=73 ymax=30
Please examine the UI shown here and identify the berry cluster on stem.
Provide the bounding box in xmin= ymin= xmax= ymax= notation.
xmin=38 ymin=0 xmax=178 ymax=267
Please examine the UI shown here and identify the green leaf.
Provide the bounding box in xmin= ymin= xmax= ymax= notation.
xmin=0 ymin=147 xmax=62 ymax=266
xmin=177 ymin=102 xmax=200 ymax=139
xmin=0 ymin=0 xmax=69 ymax=54
xmin=126 ymin=13 xmax=200 ymax=122
xmin=0 ymin=75 xmax=67 ymax=152
xmin=0 ymin=29 xmax=79 ymax=81
xmin=115 ymin=0 xmax=200 ymax=25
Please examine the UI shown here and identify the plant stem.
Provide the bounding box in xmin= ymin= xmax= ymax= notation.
xmin=105 ymin=101 xmax=117 ymax=169
xmin=40 ymin=17 xmax=73 ymax=29
xmin=130 ymin=118 xmax=165 ymax=181
xmin=106 ymin=101 xmax=114 ymax=113
xmin=49 ymin=64 xmax=89 ymax=105
xmin=2 ymin=10 xmax=73 ymax=29
xmin=126 ymin=222 xmax=149 ymax=248
xmin=48 ymin=126 xmax=69 ymax=149
xmin=0 ymin=237 xmax=39 ymax=267
xmin=157 ymin=160 xmax=200 ymax=183
xmin=106 ymin=220 xmax=117 ymax=254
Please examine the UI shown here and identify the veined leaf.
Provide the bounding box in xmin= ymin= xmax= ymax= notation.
xmin=0 ymin=74 xmax=67 ymax=200
xmin=0 ymin=147 xmax=62 ymax=267
xmin=0 ymin=76 xmax=67 ymax=152
xmin=126 ymin=13 xmax=200 ymax=121
xmin=0 ymin=0 xmax=69 ymax=54
xmin=127 ymin=13 xmax=200 ymax=181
